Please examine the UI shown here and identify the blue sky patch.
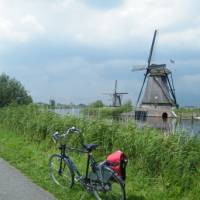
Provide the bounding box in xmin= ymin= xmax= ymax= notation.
xmin=82 ymin=0 xmax=122 ymax=10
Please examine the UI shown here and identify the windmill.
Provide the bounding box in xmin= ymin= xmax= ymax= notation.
xmin=132 ymin=30 xmax=178 ymax=119
xmin=103 ymin=80 xmax=128 ymax=107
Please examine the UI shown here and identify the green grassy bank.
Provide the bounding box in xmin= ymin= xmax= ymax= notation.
xmin=174 ymin=108 xmax=200 ymax=118
xmin=1 ymin=105 xmax=200 ymax=199
xmin=0 ymin=128 xmax=96 ymax=200
xmin=81 ymin=105 xmax=133 ymax=119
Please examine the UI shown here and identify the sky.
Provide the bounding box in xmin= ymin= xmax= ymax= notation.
xmin=0 ymin=0 xmax=199 ymax=106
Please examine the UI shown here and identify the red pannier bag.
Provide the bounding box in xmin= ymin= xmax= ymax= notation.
xmin=106 ymin=150 xmax=128 ymax=181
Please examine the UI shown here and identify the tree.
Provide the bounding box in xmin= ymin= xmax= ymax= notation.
xmin=0 ymin=73 xmax=32 ymax=107
xmin=89 ymin=100 xmax=104 ymax=108
xmin=122 ymin=100 xmax=133 ymax=109
xmin=49 ymin=99 xmax=56 ymax=108
xmin=118 ymin=100 xmax=133 ymax=113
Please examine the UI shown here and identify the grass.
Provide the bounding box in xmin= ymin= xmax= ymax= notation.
xmin=1 ymin=104 xmax=200 ymax=199
xmin=0 ymin=128 xmax=160 ymax=200
xmin=0 ymin=128 xmax=96 ymax=200
xmin=174 ymin=108 xmax=200 ymax=118
xmin=0 ymin=127 xmax=146 ymax=200
xmin=81 ymin=104 xmax=133 ymax=119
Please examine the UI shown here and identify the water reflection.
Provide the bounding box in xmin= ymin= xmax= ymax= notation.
xmin=135 ymin=116 xmax=200 ymax=135
xmin=136 ymin=117 xmax=174 ymax=131
xmin=176 ymin=118 xmax=200 ymax=135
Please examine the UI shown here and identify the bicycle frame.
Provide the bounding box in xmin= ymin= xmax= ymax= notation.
xmin=85 ymin=152 xmax=97 ymax=181
xmin=58 ymin=144 xmax=97 ymax=182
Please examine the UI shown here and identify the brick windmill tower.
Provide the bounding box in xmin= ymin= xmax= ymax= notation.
xmin=132 ymin=30 xmax=178 ymax=120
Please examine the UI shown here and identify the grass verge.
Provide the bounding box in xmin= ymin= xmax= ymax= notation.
xmin=0 ymin=128 xmax=96 ymax=200
xmin=1 ymin=105 xmax=200 ymax=199
xmin=1 ymin=128 xmax=200 ymax=200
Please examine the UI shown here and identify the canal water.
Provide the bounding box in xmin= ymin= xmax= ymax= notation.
xmin=136 ymin=117 xmax=200 ymax=135
xmin=53 ymin=108 xmax=81 ymax=116
xmin=175 ymin=118 xmax=200 ymax=135
xmin=51 ymin=108 xmax=200 ymax=135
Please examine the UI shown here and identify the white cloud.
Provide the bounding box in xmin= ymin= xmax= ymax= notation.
xmin=60 ymin=0 xmax=189 ymax=44
xmin=161 ymin=28 xmax=200 ymax=49
xmin=0 ymin=15 xmax=45 ymax=43
xmin=21 ymin=15 xmax=44 ymax=33
xmin=0 ymin=0 xmax=198 ymax=48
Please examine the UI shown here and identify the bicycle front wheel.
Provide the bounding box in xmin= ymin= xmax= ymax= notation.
xmin=93 ymin=173 xmax=126 ymax=200
xmin=49 ymin=154 xmax=74 ymax=188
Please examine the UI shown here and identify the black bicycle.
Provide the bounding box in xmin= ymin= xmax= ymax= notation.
xmin=49 ymin=127 xmax=126 ymax=200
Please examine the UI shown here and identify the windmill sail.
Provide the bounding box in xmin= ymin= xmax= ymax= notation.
xmin=148 ymin=30 xmax=157 ymax=67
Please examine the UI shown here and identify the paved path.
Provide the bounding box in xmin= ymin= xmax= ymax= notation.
xmin=0 ymin=158 xmax=56 ymax=200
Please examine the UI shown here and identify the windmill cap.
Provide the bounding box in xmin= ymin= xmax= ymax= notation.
xmin=149 ymin=64 xmax=171 ymax=75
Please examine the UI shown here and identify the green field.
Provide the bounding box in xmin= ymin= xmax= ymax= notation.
xmin=1 ymin=105 xmax=200 ymax=199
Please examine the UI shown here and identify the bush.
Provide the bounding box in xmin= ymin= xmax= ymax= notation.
xmin=88 ymin=100 xmax=104 ymax=108
xmin=0 ymin=73 xmax=32 ymax=107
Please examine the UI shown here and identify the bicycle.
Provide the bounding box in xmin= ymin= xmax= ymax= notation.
xmin=49 ymin=127 xmax=126 ymax=200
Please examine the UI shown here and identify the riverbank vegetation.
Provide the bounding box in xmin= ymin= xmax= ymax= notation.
xmin=1 ymin=105 xmax=200 ymax=199
xmin=174 ymin=107 xmax=200 ymax=118
xmin=81 ymin=100 xmax=133 ymax=118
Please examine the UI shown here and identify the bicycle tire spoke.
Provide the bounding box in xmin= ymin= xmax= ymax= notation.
xmin=49 ymin=155 xmax=74 ymax=188
xmin=93 ymin=174 xmax=125 ymax=200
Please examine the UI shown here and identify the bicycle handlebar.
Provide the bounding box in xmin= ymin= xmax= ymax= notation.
xmin=52 ymin=126 xmax=81 ymax=143
xmin=67 ymin=126 xmax=80 ymax=133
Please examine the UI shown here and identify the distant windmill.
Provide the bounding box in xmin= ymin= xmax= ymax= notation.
xmin=103 ymin=80 xmax=128 ymax=107
xmin=132 ymin=30 xmax=178 ymax=119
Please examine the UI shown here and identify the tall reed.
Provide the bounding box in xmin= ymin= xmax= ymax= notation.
xmin=0 ymin=104 xmax=200 ymax=197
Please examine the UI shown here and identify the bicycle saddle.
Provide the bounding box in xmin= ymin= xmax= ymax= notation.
xmin=83 ymin=144 xmax=98 ymax=152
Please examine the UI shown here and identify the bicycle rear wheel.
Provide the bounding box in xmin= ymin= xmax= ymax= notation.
xmin=49 ymin=154 xmax=74 ymax=188
xmin=93 ymin=173 xmax=126 ymax=200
